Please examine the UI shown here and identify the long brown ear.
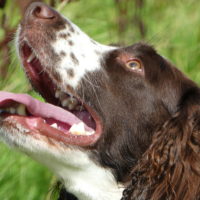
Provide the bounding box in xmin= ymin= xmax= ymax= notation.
xmin=122 ymin=90 xmax=200 ymax=200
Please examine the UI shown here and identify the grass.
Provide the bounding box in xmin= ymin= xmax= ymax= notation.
xmin=0 ymin=144 xmax=52 ymax=200
xmin=0 ymin=0 xmax=200 ymax=199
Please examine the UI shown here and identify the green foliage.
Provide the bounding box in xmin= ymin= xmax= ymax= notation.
xmin=59 ymin=0 xmax=200 ymax=83
xmin=0 ymin=143 xmax=52 ymax=200
xmin=0 ymin=0 xmax=199 ymax=199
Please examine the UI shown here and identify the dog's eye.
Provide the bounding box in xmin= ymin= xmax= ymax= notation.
xmin=126 ymin=59 xmax=142 ymax=71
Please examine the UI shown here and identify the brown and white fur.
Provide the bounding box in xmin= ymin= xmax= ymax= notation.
xmin=1 ymin=2 xmax=200 ymax=200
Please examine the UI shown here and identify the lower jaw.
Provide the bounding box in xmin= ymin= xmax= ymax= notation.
xmin=2 ymin=115 xmax=102 ymax=147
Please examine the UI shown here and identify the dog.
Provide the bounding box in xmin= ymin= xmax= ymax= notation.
xmin=0 ymin=2 xmax=200 ymax=200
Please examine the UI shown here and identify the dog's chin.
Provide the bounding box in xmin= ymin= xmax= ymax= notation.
xmin=0 ymin=119 xmax=91 ymax=167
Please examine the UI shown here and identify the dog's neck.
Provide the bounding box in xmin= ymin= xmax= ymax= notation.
xmin=29 ymin=143 xmax=123 ymax=200
xmin=53 ymin=151 xmax=123 ymax=200
xmin=59 ymin=158 xmax=123 ymax=200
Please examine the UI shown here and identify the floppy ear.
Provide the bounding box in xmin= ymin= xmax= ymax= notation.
xmin=122 ymin=89 xmax=200 ymax=200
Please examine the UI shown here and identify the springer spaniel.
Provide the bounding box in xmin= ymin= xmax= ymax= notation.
xmin=0 ymin=2 xmax=200 ymax=200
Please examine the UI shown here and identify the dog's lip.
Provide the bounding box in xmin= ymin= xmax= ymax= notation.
xmin=3 ymin=115 xmax=102 ymax=146
xmin=0 ymin=92 xmax=102 ymax=147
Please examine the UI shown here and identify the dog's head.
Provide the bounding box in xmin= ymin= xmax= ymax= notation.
xmin=0 ymin=3 xmax=200 ymax=200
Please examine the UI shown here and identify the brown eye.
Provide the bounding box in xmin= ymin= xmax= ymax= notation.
xmin=125 ymin=59 xmax=142 ymax=72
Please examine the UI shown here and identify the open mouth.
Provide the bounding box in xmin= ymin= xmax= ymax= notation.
xmin=0 ymin=41 xmax=102 ymax=147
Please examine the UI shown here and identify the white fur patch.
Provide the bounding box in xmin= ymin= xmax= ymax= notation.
xmin=52 ymin=21 xmax=115 ymax=89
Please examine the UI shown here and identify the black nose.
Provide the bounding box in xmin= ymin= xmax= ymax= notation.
xmin=24 ymin=2 xmax=59 ymax=24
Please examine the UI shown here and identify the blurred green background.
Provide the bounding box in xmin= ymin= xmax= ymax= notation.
xmin=0 ymin=0 xmax=200 ymax=199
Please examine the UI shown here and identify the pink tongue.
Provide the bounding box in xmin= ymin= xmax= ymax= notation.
xmin=0 ymin=91 xmax=94 ymax=131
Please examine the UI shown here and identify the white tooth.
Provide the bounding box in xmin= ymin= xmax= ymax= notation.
xmin=85 ymin=130 xmax=95 ymax=136
xmin=55 ymin=90 xmax=60 ymax=98
xmin=69 ymin=122 xmax=95 ymax=135
xmin=69 ymin=122 xmax=85 ymax=135
xmin=61 ymin=97 xmax=79 ymax=109
xmin=68 ymin=104 xmax=75 ymax=110
xmin=61 ymin=99 xmax=70 ymax=107
xmin=51 ymin=123 xmax=58 ymax=129
xmin=69 ymin=97 xmax=78 ymax=105
xmin=27 ymin=52 xmax=36 ymax=63
xmin=9 ymin=107 xmax=16 ymax=114
xmin=17 ymin=104 xmax=26 ymax=116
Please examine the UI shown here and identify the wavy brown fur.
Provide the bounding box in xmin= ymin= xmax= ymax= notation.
xmin=122 ymin=89 xmax=200 ymax=200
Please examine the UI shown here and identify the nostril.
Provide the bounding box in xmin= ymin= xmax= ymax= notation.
xmin=33 ymin=5 xmax=55 ymax=20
